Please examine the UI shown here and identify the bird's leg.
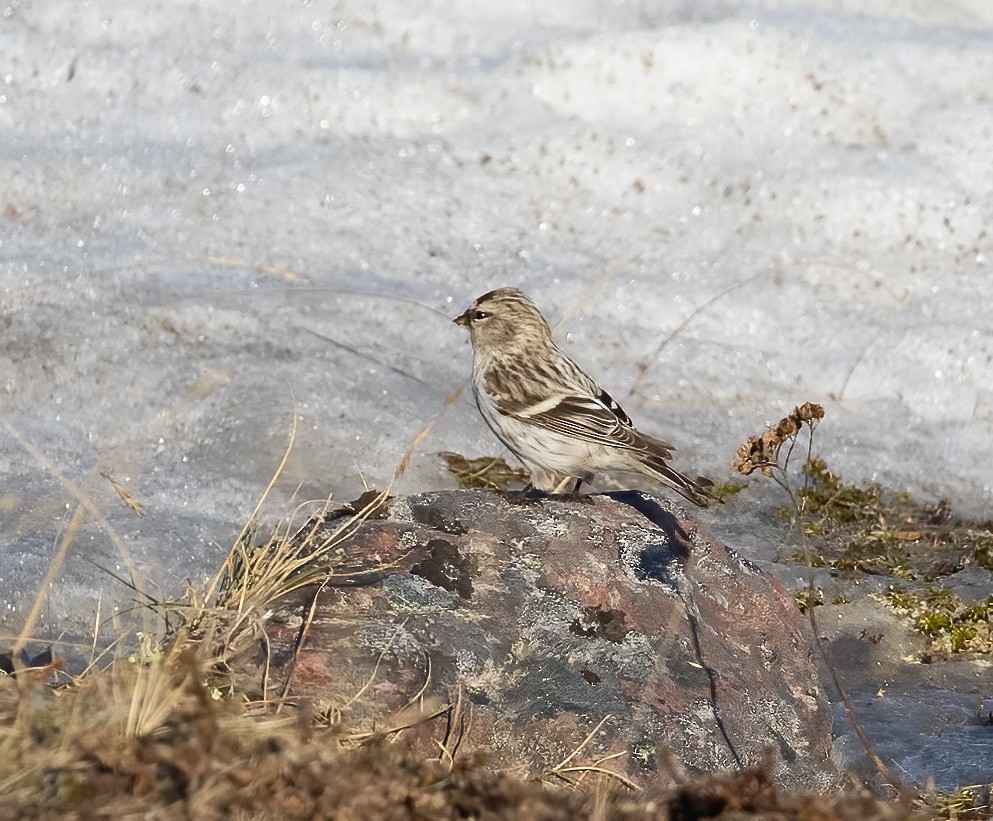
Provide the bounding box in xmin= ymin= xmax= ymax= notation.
xmin=565 ymin=477 xmax=595 ymax=505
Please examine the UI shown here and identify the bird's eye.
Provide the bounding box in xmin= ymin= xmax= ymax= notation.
xmin=471 ymin=310 xmax=490 ymax=321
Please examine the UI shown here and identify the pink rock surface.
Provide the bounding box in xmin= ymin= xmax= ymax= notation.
xmin=257 ymin=490 xmax=836 ymax=790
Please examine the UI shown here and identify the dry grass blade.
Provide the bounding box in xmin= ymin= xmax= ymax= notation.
xmin=437 ymin=681 xmax=468 ymax=769
xmin=342 ymin=697 xmax=450 ymax=747
xmin=554 ymin=255 xmax=631 ymax=330
xmin=401 ymin=653 xmax=433 ymax=713
xmin=206 ymin=254 xmax=306 ymax=283
xmin=392 ymin=420 xmax=435 ymax=482
xmin=99 ymin=471 xmax=146 ymax=516
xmin=2 ymin=420 xmax=145 ymax=599
xmin=14 ymin=504 xmax=85 ymax=657
xmin=79 ymin=630 xmax=129 ymax=679
xmin=553 ymin=764 xmax=639 ymax=791
xmin=88 ymin=593 xmax=103 ymax=669
xmin=125 ymin=646 xmax=192 ymax=739
xmin=340 ymin=619 xmax=408 ymax=712
xmin=626 ymin=269 xmax=765 ymax=400
xmin=550 ymin=715 xmax=613 ymax=772
xmin=204 ymin=411 xmax=299 ymax=605
xmin=543 ymin=715 xmax=637 ymax=790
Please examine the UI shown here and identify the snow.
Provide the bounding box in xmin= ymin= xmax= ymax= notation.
xmin=2 ymin=0 xmax=992 ymax=790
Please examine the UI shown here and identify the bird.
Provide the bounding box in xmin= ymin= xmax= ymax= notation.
xmin=453 ymin=287 xmax=716 ymax=506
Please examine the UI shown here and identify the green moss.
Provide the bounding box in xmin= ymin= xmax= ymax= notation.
xmin=961 ymin=601 xmax=993 ymax=622
xmin=948 ymin=625 xmax=978 ymax=653
xmin=769 ymin=455 xmax=988 ymax=586
xmin=795 ymin=588 xmax=823 ymax=614
xmin=923 ymin=586 xmax=959 ymax=613
xmin=971 ymin=534 xmax=993 ymax=570
xmin=916 ymin=611 xmax=952 ymax=636
xmin=439 ymin=452 xmax=529 ymax=491
xmin=783 ymin=550 xmax=826 ymax=567
xmin=884 ymin=587 xmax=918 ymax=612
xmin=711 ymin=481 xmax=746 ymax=501
xmin=796 ymin=457 xmax=883 ymax=526
xmin=881 ymin=585 xmax=993 ymax=656
xmin=630 ymin=741 xmax=656 ymax=768
xmin=932 ymin=784 xmax=990 ymax=818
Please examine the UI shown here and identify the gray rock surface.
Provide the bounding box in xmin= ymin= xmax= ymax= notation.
xmin=254 ymin=490 xmax=837 ymax=790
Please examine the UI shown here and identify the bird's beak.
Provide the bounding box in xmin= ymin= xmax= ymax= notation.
xmin=453 ymin=310 xmax=470 ymax=328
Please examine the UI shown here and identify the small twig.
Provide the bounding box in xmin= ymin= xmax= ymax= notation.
xmin=627 ymin=268 xmax=766 ymax=399
xmin=88 ymin=593 xmax=102 ymax=669
xmin=2 ymin=420 xmax=145 ymax=598
xmin=554 ymin=256 xmax=632 ymax=330
xmin=205 ymin=411 xmax=298 ymax=605
xmin=770 ymin=468 xmax=801 ymax=514
xmin=274 ymin=577 xmax=329 ymax=714
xmin=14 ymin=505 xmax=85 ymax=657
xmin=552 ymin=765 xmax=640 ymax=791
xmin=340 ymin=619 xmax=409 ymax=712
xmin=808 ymin=604 xmax=910 ymax=798
xmin=551 ymin=715 xmax=613 ymax=772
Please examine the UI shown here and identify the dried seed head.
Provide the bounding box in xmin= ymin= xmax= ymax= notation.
xmin=795 ymin=402 xmax=825 ymax=423
xmin=775 ymin=415 xmax=799 ymax=439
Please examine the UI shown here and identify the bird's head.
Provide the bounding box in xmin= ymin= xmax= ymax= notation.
xmin=454 ymin=288 xmax=553 ymax=354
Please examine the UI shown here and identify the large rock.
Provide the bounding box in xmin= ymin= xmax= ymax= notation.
xmin=255 ymin=490 xmax=836 ymax=790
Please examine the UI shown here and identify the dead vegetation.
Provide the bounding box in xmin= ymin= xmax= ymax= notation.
xmin=0 ymin=653 xmax=924 ymax=820
xmin=733 ymin=402 xmax=993 ymax=660
xmin=734 ymin=403 xmax=993 ymax=818
xmin=0 ymin=409 xmax=984 ymax=818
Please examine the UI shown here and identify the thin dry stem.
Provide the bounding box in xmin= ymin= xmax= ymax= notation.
xmin=206 ymin=254 xmax=306 ymax=283
xmin=273 ymin=576 xmax=330 ymax=714
xmin=2 ymin=419 xmax=145 ymax=599
xmin=808 ymin=603 xmax=909 ymax=799
xmin=627 ymin=268 xmax=766 ymax=399
xmin=554 ymin=256 xmax=631 ymax=330
xmin=14 ymin=504 xmax=85 ymax=656
xmin=437 ymin=681 xmax=466 ymax=769
xmin=553 ymin=765 xmax=640 ymax=792
xmin=551 ymin=715 xmax=613 ymax=772
xmin=401 ymin=653 xmax=433 ymax=713
xmin=340 ymin=619 xmax=408 ymax=712
xmin=88 ymin=593 xmax=103 ymax=669
xmin=204 ymin=411 xmax=299 ymax=604
xmin=545 ymin=722 xmax=639 ymax=791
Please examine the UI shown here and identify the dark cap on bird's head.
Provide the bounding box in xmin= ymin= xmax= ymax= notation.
xmin=453 ymin=288 xmax=543 ymax=327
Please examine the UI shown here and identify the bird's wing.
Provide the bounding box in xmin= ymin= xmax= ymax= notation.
xmin=487 ymin=357 xmax=675 ymax=458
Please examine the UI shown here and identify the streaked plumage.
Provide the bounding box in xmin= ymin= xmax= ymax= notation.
xmin=453 ymin=287 xmax=715 ymax=506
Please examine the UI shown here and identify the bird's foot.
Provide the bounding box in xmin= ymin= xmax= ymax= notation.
xmin=504 ymin=483 xmax=545 ymax=506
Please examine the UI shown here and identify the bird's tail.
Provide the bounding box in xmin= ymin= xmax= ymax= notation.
xmin=637 ymin=437 xmax=718 ymax=508
xmin=644 ymin=460 xmax=717 ymax=507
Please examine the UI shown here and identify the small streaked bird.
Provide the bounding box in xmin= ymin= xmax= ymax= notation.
xmin=454 ymin=287 xmax=715 ymax=506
